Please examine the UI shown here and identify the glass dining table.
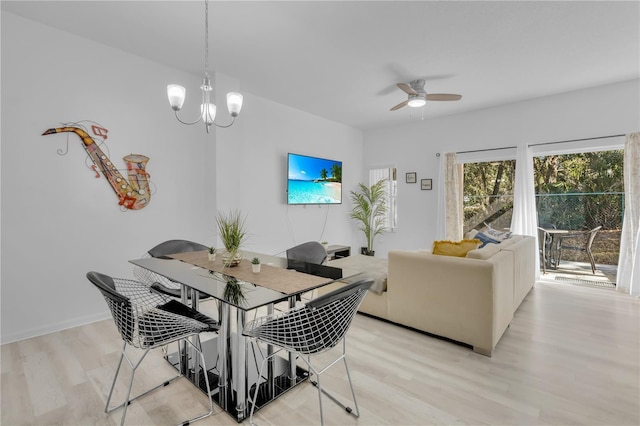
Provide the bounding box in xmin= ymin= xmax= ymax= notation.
xmin=129 ymin=250 xmax=359 ymax=422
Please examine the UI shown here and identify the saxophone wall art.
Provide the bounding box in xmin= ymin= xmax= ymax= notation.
xmin=42 ymin=123 xmax=152 ymax=210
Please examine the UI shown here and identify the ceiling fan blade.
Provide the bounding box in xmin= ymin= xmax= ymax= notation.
xmin=390 ymin=100 xmax=408 ymax=111
xmin=397 ymin=83 xmax=417 ymax=95
xmin=426 ymin=93 xmax=462 ymax=101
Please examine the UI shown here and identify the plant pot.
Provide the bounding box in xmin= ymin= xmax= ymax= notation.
xmin=361 ymin=247 xmax=375 ymax=256
xmin=208 ymin=253 xmax=216 ymax=261
xmin=252 ymin=264 xmax=261 ymax=273
xmin=222 ymin=250 xmax=242 ymax=267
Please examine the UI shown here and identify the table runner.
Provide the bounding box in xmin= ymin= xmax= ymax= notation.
xmin=168 ymin=250 xmax=332 ymax=295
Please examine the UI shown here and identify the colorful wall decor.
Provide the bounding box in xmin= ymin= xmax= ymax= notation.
xmin=42 ymin=122 xmax=152 ymax=210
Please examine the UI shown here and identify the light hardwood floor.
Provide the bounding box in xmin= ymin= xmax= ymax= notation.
xmin=2 ymin=280 xmax=639 ymax=425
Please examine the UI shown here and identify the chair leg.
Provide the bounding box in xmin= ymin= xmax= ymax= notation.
xmin=312 ymin=366 xmax=325 ymax=426
xmin=178 ymin=336 xmax=215 ymax=426
xmin=587 ymin=251 xmax=597 ymax=274
xmin=104 ymin=344 xmax=152 ymax=426
xmin=105 ymin=341 xmax=127 ymax=415
xmin=249 ymin=349 xmax=273 ymax=426
xmin=342 ymin=356 xmax=360 ymax=417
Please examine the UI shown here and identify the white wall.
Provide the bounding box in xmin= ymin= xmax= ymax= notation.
xmin=0 ymin=13 xmax=364 ymax=343
xmin=215 ymin=81 xmax=363 ymax=257
xmin=364 ymin=79 xmax=640 ymax=257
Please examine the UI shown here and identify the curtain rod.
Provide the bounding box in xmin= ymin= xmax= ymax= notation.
xmin=527 ymin=133 xmax=625 ymax=148
xmin=455 ymin=133 xmax=626 ymax=155
xmin=456 ymin=146 xmax=516 ymax=155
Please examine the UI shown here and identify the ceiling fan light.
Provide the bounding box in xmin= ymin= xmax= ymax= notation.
xmin=408 ymin=98 xmax=426 ymax=108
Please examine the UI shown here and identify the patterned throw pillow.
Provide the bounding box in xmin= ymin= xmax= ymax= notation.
xmin=484 ymin=227 xmax=512 ymax=241
xmin=432 ymin=239 xmax=482 ymax=257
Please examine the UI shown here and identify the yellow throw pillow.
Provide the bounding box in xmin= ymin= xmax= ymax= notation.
xmin=432 ymin=239 xmax=481 ymax=257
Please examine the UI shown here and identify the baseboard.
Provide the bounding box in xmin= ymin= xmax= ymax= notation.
xmin=1 ymin=311 xmax=112 ymax=345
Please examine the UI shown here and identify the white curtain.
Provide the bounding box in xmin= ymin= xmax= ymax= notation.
xmin=616 ymin=132 xmax=640 ymax=296
xmin=436 ymin=153 xmax=463 ymax=241
xmin=511 ymin=144 xmax=540 ymax=278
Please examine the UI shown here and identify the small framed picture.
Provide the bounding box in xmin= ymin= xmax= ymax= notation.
xmin=421 ymin=178 xmax=432 ymax=190
xmin=406 ymin=172 xmax=417 ymax=183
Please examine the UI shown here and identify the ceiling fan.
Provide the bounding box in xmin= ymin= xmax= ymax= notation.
xmin=390 ymin=79 xmax=462 ymax=111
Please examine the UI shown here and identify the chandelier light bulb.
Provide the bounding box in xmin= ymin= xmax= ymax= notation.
xmin=227 ymin=92 xmax=243 ymax=117
xmin=201 ymin=103 xmax=217 ymax=124
xmin=167 ymin=85 xmax=186 ymax=111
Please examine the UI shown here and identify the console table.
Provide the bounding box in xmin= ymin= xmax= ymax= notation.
xmin=326 ymin=244 xmax=351 ymax=260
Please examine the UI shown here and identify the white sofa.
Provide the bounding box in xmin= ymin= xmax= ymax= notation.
xmin=324 ymin=235 xmax=536 ymax=356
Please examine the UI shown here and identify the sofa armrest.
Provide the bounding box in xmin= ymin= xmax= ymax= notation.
xmin=387 ymin=250 xmax=514 ymax=355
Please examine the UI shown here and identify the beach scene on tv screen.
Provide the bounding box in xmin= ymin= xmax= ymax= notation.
xmin=288 ymin=154 xmax=342 ymax=204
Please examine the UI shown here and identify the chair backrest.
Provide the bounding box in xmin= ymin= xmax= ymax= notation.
xmin=586 ymin=226 xmax=603 ymax=248
xmin=87 ymin=271 xmax=134 ymax=342
xmin=147 ymin=239 xmax=208 ymax=259
xmin=539 ymin=222 xmax=557 ymax=230
xmin=134 ymin=239 xmax=208 ymax=287
xmin=245 ymin=279 xmax=372 ymax=355
xmin=286 ymin=241 xmax=327 ymax=265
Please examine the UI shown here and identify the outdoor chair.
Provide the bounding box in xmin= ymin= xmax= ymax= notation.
xmin=556 ymin=226 xmax=602 ymax=274
xmin=537 ymin=227 xmax=552 ymax=273
xmin=133 ymin=239 xmax=210 ymax=299
xmin=87 ymin=271 xmax=219 ymax=426
xmin=243 ymin=279 xmax=373 ymax=426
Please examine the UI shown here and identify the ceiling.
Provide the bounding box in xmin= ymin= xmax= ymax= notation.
xmin=3 ymin=1 xmax=639 ymax=131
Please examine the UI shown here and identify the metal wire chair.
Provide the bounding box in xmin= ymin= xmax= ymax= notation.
xmin=243 ymin=279 xmax=373 ymax=426
xmin=87 ymin=271 xmax=219 ymax=426
xmin=133 ymin=239 xmax=209 ymax=299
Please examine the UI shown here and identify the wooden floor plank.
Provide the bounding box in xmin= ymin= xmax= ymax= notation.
xmin=1 ymin=280 xmax=638 ymax=425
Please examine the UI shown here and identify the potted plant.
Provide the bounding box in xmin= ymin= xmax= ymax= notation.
xmin=216 ymin=209 xmax=247 ymax=267
xmin=349 ymin=178 xmax=387 ymax=256
xmin=208 ymin=246 xmax=217 ymax=261
xmin=251 ymin=257 xmax=261 ymax=273
xmin=321 ymin=241 xmax=329 ymax=250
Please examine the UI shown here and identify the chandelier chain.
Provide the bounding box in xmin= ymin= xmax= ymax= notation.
xmin=204 ymin=0 xmax=209 ymax=76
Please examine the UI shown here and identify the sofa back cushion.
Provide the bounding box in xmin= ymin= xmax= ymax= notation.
xmin=466 ymin=243 xmax=501 ymax=260
xmin=433 ymin=239 xmax=481 ymax=257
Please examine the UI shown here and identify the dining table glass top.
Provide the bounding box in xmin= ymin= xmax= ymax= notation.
xmin=129 ymin=250 xmax=349 ymax=310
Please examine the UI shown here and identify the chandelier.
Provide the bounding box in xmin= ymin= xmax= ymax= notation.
xmin=167 ymin=0 xmax=243 ymax=132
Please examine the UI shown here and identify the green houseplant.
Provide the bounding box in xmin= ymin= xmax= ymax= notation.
xmin=349 ymin=178 xmax=387 ymax=256
xmin=216 ymin=209 xmax=247 ymax=267
xmin=208 ymin=246 xmax=216 ymax=261
xmin=251 ymin=257 xmax=261 ymax=273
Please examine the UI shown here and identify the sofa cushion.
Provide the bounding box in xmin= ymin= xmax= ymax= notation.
xmin=466 ymin=243 xmax=501 ymax=260
xmin=433 ymin=239 xmax=481 ymax=257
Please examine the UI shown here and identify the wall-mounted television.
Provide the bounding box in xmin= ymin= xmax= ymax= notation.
xmin=287 ymin=153 xmax=342 ymax=205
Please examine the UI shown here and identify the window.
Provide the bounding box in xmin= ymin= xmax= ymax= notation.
xmin=369 ymin=167 xmax=397 ymax=230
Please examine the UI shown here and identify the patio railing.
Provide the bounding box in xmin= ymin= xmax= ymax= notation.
xmin=463 ymin=192 xmax=624 ymax=265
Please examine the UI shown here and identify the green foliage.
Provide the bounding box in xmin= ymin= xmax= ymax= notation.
xmin=251 ymin=257 xmax=260 ymax=265
xmin=349 ymin=178 xmax=388 ymax=252
xmin=463 ymin=151 xmax=624 ymax=231
xmin=331 ymin=163 xmax=342 ymax=181
xmin=216 ymin=210 xmax=247 ymax=252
